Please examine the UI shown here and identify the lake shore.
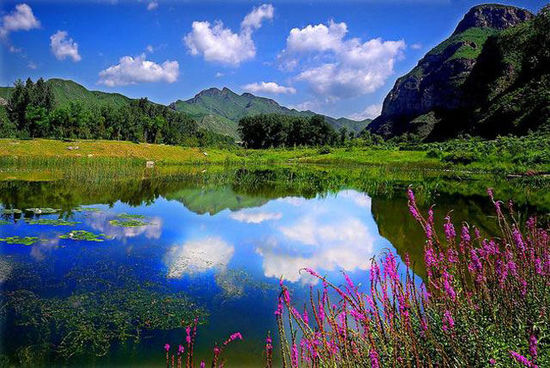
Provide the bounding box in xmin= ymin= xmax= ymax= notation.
xmin=1 ymin=138 xmax=548 ymax=175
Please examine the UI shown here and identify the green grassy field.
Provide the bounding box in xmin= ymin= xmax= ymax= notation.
xmin=0 ymin=138 xmax=438 ymax=166
xmin=1 ymin=138 xmax=548 ymax=175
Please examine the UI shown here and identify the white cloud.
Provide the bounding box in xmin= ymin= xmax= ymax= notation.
xmin=98 ymin=53 xmax=179 ymax=86
xmin=0 ymin=3 xmax=40 ymax=39
xmin=87 ymin=212 xmax=163 ymax=240
xmin=241 ymin=3 xmax=274 ymax=31
xmin=147 ymin=1 xmax=158 ymax=11
xmin=229 ymin=209 xmax=282 ymax=224
xmin=279 ymin=20 xmax=405 ymax=101
xmin=27 ymin=61 xmax=37 ymax=69
xmin=243 ymin=81 xmax=296 ymax=95
xmin=410 ymin=43 xmax=422 ymax=50
xmin=184 ymin=4 xmax=273 ymax=66
xmin=50 ymin=31 xmax=81 ymax=62
xmin=215 ymin=72 xmax=224 ymax=78
xmin=146 ymin=44 xmax=154 ymax=53
xmin=259 ymin=217 xmax=375 ymax=282
xmin=348 ymin=103 xmax=382 ymax=121
xmin=165 ymin=237 xmax=234 ymax=278
xmin=286 ymin=20 xmax=347 ymax=54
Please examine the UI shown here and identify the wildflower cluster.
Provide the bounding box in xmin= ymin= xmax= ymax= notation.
xmin=274 ymin=188 xmax=549 ymax=367
xmin=163 ymin=318 xmax=243 ymax=368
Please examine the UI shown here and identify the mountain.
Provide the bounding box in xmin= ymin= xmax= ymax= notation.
xmin=1 ymin=78 xmax=133 ymax=109
xmin=170 ymin=87 xmax=371 ymax=139
xmin=367 ymin=4 xmax=549 ymax=140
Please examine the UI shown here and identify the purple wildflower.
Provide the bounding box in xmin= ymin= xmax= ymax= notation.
xmin=164 ymin=343 xmax=170 ymax=352
xmin=369 ymin=349 xmax=380 ymax=368
xmin=529 ymin=334 xmax=538 ymax=361
xmin=510 ymin=351 xmax=538 ymax=368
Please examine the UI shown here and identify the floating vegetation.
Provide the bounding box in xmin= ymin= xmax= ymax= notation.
xmin=0 ymin=220 xmax=11 ymax=225
xmin=2 ymin=288 xmax=206 ymax=359
xmin=118 ymin=213 xmax=145 ymax=219
xmin=109 ymin=219 xmax=149 ymax=227
xmin=73 ymin=206 xmax=102 ymax=212
xmin=0 ymin=236 xmax=40 ymax=246
xmin=59 ymin=230 xmax=109 ymax=242
xmin=1 ymin=208 xmax=22 ymax=215
xmin=25 ymin=208 xmax=60 ymax=215
xmin=27 ymin=219 xmax=81 ymax=226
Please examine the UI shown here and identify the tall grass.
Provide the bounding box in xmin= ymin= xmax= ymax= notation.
xmin=274 ymin=189 xmax=549 ymax=367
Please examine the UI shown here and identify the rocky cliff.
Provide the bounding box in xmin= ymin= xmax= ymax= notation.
xmin=367 ymin=4 xmax=540 ymax=140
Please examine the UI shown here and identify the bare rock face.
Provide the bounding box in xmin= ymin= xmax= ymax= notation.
xmin=452 ymin=4 xmax=534 ymax=35
xmin=368 ymin=4 xmax=534 ymax=139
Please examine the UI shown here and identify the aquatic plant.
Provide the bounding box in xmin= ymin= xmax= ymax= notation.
xmin=59 ymin=230 xmax=109 ymax=242
xmin=109 ymin=219 xmax=149 ymax=227
xmin=163 ymin=319 xmax=243 ymax=368
xmin=1 ymin=208 xmax=22 ymax=215
xmin=0 ymin=236 xmax=40 ymax=246
xmin=0 ymin=220 xmax=10 ymax=225
xmin=25 ymin=208 xmax=60 ymax=214
xmin=274 ymin=189 xmax=549 ymax=367
xmin=73 ymin=206 xmax=102 ymax=212
xmin=27 ymin=218 xmax=80 ymax=226
xmin=118 ymin=213 xmax=146 ymax=219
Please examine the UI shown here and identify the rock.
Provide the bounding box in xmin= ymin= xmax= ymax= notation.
xmin=67 ymin=146 xmax=79 ymax=150
xmin=203 ymin=152 xmax=208 ymax=156
xmin=146 ymin=161 xmax=155 ymax=168
xmin=452 ymin=4 xmax=534 ymax=35
xmin=367 ymin=4 xmax=535 ymax=139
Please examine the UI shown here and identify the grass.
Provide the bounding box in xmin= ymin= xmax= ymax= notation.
xmin=0 ymin=138 xmax=478 ymax=170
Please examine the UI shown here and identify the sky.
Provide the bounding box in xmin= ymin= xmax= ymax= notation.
xmin=0 ymin=0 xmax=545 ymax=120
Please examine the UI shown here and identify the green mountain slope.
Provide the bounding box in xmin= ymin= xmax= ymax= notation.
xmin=171 ymin=87 xmax=370 ymax=139
xmin=367 ymin=3 xmax=545 ymax=140
xmin=0 ymin=78 xmax=133 ymax=109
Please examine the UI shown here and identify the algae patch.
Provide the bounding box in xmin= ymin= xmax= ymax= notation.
xmin=59 ymin=230 xmax=110 ymax=242
xmin=0 ymin=236 xmax=40 ymax=246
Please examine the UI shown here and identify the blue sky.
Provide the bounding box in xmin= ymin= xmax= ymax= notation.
xmin=0 ymin=0 xmax=544 ymax=119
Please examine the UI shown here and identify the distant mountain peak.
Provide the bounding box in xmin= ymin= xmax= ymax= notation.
xmin=452 ymin=4 xmax=533 ymax=35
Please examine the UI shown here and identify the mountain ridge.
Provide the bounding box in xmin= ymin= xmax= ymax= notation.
xmin=366 ymin=3 xmax=547 ymax=140
xmin=170 ymin=87 xmax=371 ymax=139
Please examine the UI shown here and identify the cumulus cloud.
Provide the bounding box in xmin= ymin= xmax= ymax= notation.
xmin=229 ymin=209 xmax=282 ymax=224
xmin=87 ymin=212 xmax=163 ymax=240
xmin=260 ymin=217 xmax=375 ymax=282
xmin=348 ymin=103 xmax=383 ymax=121
xmin=242 ymin=81 xmax=296 ymax=95
xmin=0 ymin=3 xmax=40 ymax=39
xmin=147 ymin=1 xmax=158 ymax=11
xmin=240 ymin=4 xmax=274 ymax=31
xmin=165 ymin=237 xmax=234 ymax=278
xmin=410 ymin=43 xmax=422 ymax=50
xmin=50 ymin=31 xmax=81 ymax=62
xmin=184 ymin=3 xmax=273 ymax=65
xmin=98 ymin=53 xmax=179 ymax=86
xmin=279 ymin=20 xmax=405 ymax=101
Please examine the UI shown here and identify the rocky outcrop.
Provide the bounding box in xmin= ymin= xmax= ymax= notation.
xmin=453 ymin=4 xmax=534 ymax=35
xmin=367 ymin=4 xmax=535 ymax=139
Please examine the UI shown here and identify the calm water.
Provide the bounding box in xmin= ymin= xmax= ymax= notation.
xmin=0 ymin=165 xmax=546 ymax=367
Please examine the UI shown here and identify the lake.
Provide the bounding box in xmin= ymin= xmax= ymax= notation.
xmin=0 ymin=165 xmax=547 ymax=367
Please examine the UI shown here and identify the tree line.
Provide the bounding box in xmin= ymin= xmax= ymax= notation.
xmin=0 ymin=78 xmax=233 ymax=146
xmin=238 ymin=114 xmax=350 ymax=148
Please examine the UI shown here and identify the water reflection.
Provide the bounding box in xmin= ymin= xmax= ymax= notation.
xmin=0 ymin=166 xmax=546 ymax=367
xmin=166 ymin=237 xmax=235 ymax=277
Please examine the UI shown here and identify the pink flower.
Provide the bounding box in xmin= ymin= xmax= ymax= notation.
xmin=529 ymin=334 xmax=538 ymax=360
xmin=369 ymin=349 xmax=380 ymax=368
xmin=489 ymin=358 xmax=496 ymax=365
xmin=186 ymin=326 xmax=191 ymax=344
xmin=178 ymin=345 xmax=184 ymax=354
xmin=200 ymin=362 xmax=205 ymax=368
xmin=510 ymin=351 xmax=538 ymax=368
xmin=444 ymin=216 xmax=456 ymax=242
xmin=164 ymin=343 xmax=170 ymax=352
xmin=442 ymin=310 xmax=455 ymax=332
